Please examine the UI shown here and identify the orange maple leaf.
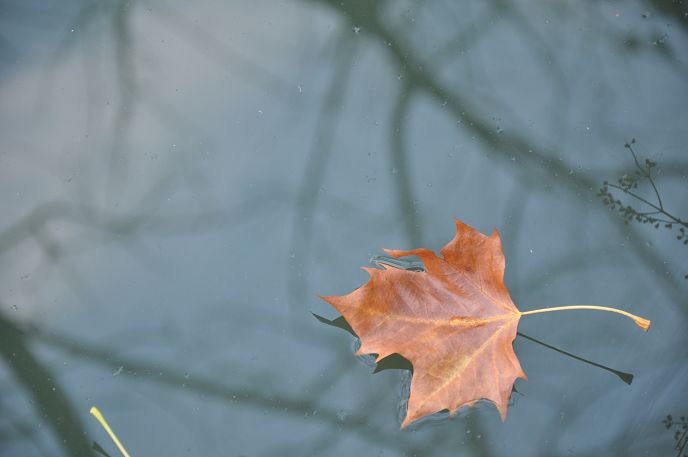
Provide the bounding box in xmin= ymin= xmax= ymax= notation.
xmin=321 ymin=219 xmax=650 ymax=428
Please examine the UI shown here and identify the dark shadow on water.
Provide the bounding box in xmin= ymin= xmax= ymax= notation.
xmin=516 ymin=332 xmax=633 ymax=385
xmin=0 ymin=311 xmax=95 ymax=457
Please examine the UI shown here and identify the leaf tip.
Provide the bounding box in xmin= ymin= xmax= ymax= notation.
xmin=318 ymin=294 xmax=334 ymax=304
xmin=361 ymin=266 xmax=378 ymax=275
xmin=383 ymin=248 xmax=412 ymax=258
xmin=496 ymin=401 xmax=509 ymax=422
xmin=399 ymin=414 xmax=414 ymax=429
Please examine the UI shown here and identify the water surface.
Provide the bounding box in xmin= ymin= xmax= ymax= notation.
xmin=0 ymin=1 xmax=687 ymax=456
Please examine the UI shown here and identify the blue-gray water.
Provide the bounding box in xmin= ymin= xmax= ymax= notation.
xmin=0 ymin=1 xmax=687 ymax=456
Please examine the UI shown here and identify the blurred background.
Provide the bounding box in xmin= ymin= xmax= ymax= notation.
xmin=0 ymin=0 xmax=687 ymax=455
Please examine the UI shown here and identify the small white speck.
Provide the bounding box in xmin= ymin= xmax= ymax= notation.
xmin=112 ymin=366 xmax=124 ymax=377
xmin=353 ymin=26 xmax=361 ymax=34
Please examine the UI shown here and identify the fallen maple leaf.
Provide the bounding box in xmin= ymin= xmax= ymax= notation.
xmin=321 ymin=219 xmax=650 ymax=428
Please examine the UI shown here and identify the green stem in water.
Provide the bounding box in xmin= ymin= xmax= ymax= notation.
xmin=520 ymin=305 xmax=651 ymax=331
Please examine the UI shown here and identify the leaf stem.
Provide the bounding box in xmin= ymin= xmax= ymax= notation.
xmin=89 ymin=406 xmax=131 ymax=457
xmin=520 ymin=305 xmax=651 ymax=331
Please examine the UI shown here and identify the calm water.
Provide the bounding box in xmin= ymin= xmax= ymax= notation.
xmin=1 ymin=1 xmax=687 ymax=456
